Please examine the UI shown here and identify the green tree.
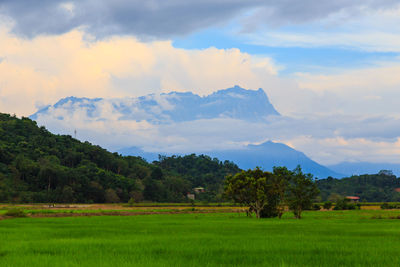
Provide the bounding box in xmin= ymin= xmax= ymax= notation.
xmin=105 ymin=188 xmax=120 ymax=203
xmin=287 ymin=166 xmax=319 ymax=219
xmin=270 ymin=166 xmax=292 ymax=218
xmin=225 ymin=168 xmax=272 ymax=219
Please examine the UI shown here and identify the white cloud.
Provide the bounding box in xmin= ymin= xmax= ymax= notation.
xmin=243 ymin=6 xmax=400 ymax=52
xmin=34 ymin=99 xmax=400 ymax=165
xmin=1 ymin=22 xmax=400 ymax=165
xmin=293 ymin=64 xmax=400 ymax=116
xmin=0 ymin=26 xmax=279 ymax=116
xmin=248 ymin=31 xmax=400 ymax=52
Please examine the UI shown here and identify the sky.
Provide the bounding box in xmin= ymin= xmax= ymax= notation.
xmin=1 ymin=0 xmax=400 ymax=165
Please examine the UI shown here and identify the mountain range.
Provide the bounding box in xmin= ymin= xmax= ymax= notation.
xmin=31 ymin=85 xmax=279 ymax=123
xmin=119 ymin=141 xmax=343 ymax=178
xmin=328 ymin=162 xmax=400 ymax=177
xmin=31 ymin=85 xmax=394 ymax=179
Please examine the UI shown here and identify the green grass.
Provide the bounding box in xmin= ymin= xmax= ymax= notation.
xmin=1 ymin=210 xmax=400 ymax=266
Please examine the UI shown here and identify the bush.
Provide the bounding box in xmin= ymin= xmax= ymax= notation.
xmin=333 ymin=198 xmax=357 ymax=210
xmin=105 ymin=188 xmax=120 ymax=203
xmin=127 ymin=198 xmax=135 ymax=207
xmin=381 ymin=202 xmax=390 ymax=209
xmin=323 ymin=201 xmax=333 ymax=210
xmin=259 ymin=202 xmax=279 ymax=218
xmin=347 ymin=203 xmax=356 ymax=210
xmin=312 ymin=204 xmax=321 ymax=211
xmin=381 ymin=203 xmax=400 ymax=209
xmin=5 ymin=209 xmax=27 ymax=218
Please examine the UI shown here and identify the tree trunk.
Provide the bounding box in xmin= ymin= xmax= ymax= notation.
xmin=48 ymin=176 xmax=51 ymax=192
xmin=254 ymin=201 xmax=264 ymax=219
xmin=296 ymin=206 xmax=302 ymax=219
xmin=255 ymin=208 xmax=260 ymax=219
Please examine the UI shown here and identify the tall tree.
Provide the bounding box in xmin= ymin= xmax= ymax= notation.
xmin=287 ymin=166 xmax=319 ymax=219
xmin=270 ymin=166 xmax=292 ymax=218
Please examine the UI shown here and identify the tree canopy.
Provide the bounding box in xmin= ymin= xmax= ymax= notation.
xmin=317 ymin=172 xmax=400 ymax=202
xmin=0 ymin=113 xmax=240 ymax=203
xmin=225 ymin=166 xmax=319 ymax=219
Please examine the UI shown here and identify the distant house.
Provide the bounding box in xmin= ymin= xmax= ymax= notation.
xmin=194 ymin=187 xmax=205 ymax=193
xmin=345 ymin=196 xmax=360 ymax=202
xmin=395 ymin=188 xmax=400 ymax=193
xmin=187 ymin=193 xmax=195 ymax=200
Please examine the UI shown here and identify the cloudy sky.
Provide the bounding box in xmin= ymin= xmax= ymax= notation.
xmin=1 ymin=0 xmax=400 ymax=165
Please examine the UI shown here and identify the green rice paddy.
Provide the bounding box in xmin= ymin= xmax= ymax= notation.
xmin=1 ymin=209 xmax=400 ymax=266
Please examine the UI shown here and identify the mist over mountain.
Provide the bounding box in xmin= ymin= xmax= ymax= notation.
xmin=30 ymin=85 xmax=343 ymax=178
xmin=31 ymin=86 xmax=279 ymax=124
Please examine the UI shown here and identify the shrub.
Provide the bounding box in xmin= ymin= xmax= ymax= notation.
xmin=105 ymin=188 xmax=120 ymax=203
xmin=323 ymin=201 xmax=333 ymax=210
xmin=333 ymin=198 xmax=357 ymax=210
xmin=5 ymin=209 xmax=27 ymax=218
xmin=380 ymin=203 xmax=399 ymax=209
xmin=347 ymin=203 xmax=356 ymax=210
xmin=260 ymin=202 xmax=279 ymax=218
xmin=381 ymin=202 xmax=390 ymax=209
xmin=127 ymin=197 xmax=135 ymax=207
xmin=312 ymin=204 xmax=321 ymax=211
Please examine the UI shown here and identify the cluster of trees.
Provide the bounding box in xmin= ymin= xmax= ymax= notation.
xmin=317 ymin=170 xmax=400 ymax=202
xmin=224 ymin=166 xmax=319 ymax=219
xmin=0 ymin=113 xmax=239 ymax=203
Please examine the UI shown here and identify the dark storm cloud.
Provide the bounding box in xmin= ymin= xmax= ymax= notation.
xmin=246 ymin=0 xmax=400 ymax=26
xmin=0 ymin=0 xmax=399 ymax=38
xmin=0 ymin=0 xmax=261 ymax=38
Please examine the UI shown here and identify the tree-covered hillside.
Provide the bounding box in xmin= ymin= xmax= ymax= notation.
xmin=2 ymin=113 xmax=400 ymax=203
xmin=0 ymin=113 xmax=239 ymax=203
xmin=317 ymin=171 xmax=400 ymax=202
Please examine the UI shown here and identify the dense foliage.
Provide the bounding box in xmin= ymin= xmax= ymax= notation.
xmin=225 ymin=167 xmax=274 ymax=219
xmin=286 ymin=166 xmax=319 ymax=219
xmin=225 ymin=166 xmax=319 ymax=219
xmin=317 ymin=170 xmax=400 ymax=202
xmin=0 ymin=113 xmax=239 ymax=203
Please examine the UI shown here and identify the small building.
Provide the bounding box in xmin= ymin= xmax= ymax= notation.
xmin=193 ymin=187 xmax=205 ymax=193
xmin=345 ymin=196 xmax=360 ymax=202
xmin=187 ymin=193 xmax=195 ymax=200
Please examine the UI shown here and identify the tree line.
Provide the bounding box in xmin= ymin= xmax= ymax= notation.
xmin=317 ymin=170 xmax=400 ymax=202
xmin=1 ymin=113 xmax=400 ymax=204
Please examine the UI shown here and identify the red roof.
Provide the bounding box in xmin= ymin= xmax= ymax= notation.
xmin=345 ymin=196 xmax=360 ymax=200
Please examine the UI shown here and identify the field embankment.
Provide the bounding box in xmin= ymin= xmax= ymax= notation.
xmin=0 ymin=203 xmax=245 ymax=220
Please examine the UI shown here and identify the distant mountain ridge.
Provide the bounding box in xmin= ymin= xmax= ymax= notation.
xmin=328 ymin=162 xmax=400 ymax=177
xmin=119 ymin=141 xmax=343 ymax=179
xmin=31 ymin=85 xmax=279 ymax=123
xmin=30 ymin=85 xmax=343 ymax=178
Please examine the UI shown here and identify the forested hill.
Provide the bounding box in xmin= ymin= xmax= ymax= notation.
xmin=2 ymin=113 xmax=400 ymax=203
xmin=0 ymin=113 xmax=239 ymax=203
xmin=317 ymin=171 xmax=400 ymax=202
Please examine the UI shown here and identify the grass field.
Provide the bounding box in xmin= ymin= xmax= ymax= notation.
xmin=1 ymin=209 xmax=400 ymax=266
